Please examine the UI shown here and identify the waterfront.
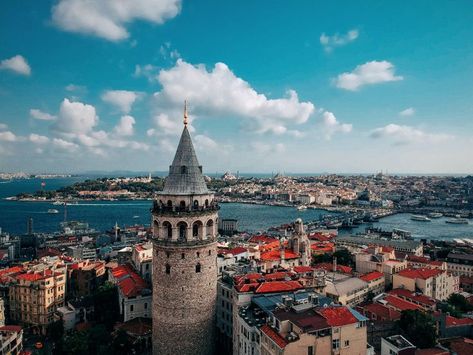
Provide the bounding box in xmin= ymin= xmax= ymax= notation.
xmin=1 ymin=178 xmax=473 ymax=239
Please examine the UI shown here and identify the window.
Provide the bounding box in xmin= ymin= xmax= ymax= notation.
xmin=332 ymin=339 xmax=340 ymax=350
xmin=196 ymin=264 xmax=201 ymax=273
xmin=197 ymin=252 xmax=200 ymax=258
xmin=344 ymin=340 xmax=349 ymax=347
xmin=130 ymin=305 xmax=134 ymax=312
xmin=182 ymin=253 xmax=185 ymax=259
xmin=308 ymin=346 xmax=314 ymax=355
xmin=165 ymin=264 xmax=171 ymax=274
xmin=144 ymin=303 xmax=148 ymax=309
xmin=180 ymin=166 xmax=187 ymax=174
xmin=209 ymin=250 xmax=212 ymax=256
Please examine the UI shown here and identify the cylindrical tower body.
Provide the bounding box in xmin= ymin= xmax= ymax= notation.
xmin=152 ymin=123 xmax=218 ymax=355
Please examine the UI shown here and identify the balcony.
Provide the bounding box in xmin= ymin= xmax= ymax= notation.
xmin=151 ymin=201 xmax=220 ymax=215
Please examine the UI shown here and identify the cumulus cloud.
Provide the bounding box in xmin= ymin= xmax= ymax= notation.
xmin=160 ymin=42 xmax=181 ymax=60
xmin=52 ymin=138 xmax=79 ymax=151
xmin=54 ymin=98 xmax=98 ymax=134
xmin=321 ymin=111 xmax=352 ymax=140
xmin=30 ymin=109 xmax=57 ymax=121
xmin=334 ymin=60 xmax=403 ymax=91
xmin=114 ymin=115 xmax=136 ymax=136
xmin=133 ymin=64 xmax=159 ymax=81
xmin=65 ymin=84 xmax=87 ymax=92
xmin=399 ymin=107 xmax=415 ymax=117
xmin=370 ymin=124 xmax=452 ymax=145
xmin=0 ymin=123 xmax=8 ymax=130
xmin=29 ymin=134 xmax=50 ymax=144
xmin=102 ymin=90 xmax=140 ymax=113
xmin=194 ymin=134 xmax=218 ymax=151
xmin=152 ymin=59 xmax=315 ymax=135
xmin=320 ymin=29 xmax=358 ymax=52
xmin=51 ymin=0 xmax=182 ymax=41
xmin=0 ymin=131 xmax=18 ymax=142
xmin=0 ymin=55 xmax=31 ymax=75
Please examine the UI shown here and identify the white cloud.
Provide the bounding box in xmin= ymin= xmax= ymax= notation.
xmin=30 ymin=109 xmax=57 ymax=121
xmin=153 ymin=59 xmax=315 ymax=135
xmin=370 ymin=124 xmax=452 ymax=145
xmin=320 ymin=29 xmax=358 ymax=52
xmin=160 ymin=42 xmax=181 ymax=60
xmin=194 ymin=134 xmax=218 ymax=151
xmin=65 ymin=84 xmax=86 ymax=92
xmin=0 ymin=123 xmax=7 ymax=130
xmin=54 ymin=98 xmax=98 ymax=134
xmin=29 ymin=134 xmax=50 ymax=144
xmin=250 ymin=142 xmax=285 ymax=154
xmin=52 ymin=0 xmax=182 ymax=41
xmin=114 ymin=115 xmax=136 ymax=136
xmin=133 ymin=64 xmax=159 ymax=81
xmin=334 ymin=60 xmax=403 ymax=91
xmin=0 ymin=55 xmax=31 ymax=76
xmin=52 ymin=138 xmax=79 ymax=151
xmin=0 ymin=131 xmax=18 ymax=142
xmin=399 ymin=107 xmax=415 ymax=117
xmin=321 ymin=111 xmax=352 ymax=140
xmin=102 ymin=90 xmax=140 ymax=113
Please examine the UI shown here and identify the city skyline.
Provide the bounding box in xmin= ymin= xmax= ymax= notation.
xmin=1 ymin=1 xmax=473 ymax=174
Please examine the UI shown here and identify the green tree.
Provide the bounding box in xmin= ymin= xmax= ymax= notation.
xmin=93 ymin=282 xmax=120 ymax=330
xmin=332 ymin=249 xmax=354 ymax=267
xmin=397 ymin=310 xmax=437 ymax=348
xmin=62 ymin=331 xmax=89 ymax=355
xmin=447 ymin=293 xmax=473 ymax=313
xmin=110 ymin=329 xmax=133 ymax=355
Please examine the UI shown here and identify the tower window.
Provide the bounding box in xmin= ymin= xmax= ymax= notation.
xmin=197 ymin=252 xmax=200 ymax=258
xmin=165 ymin=264 xmax=171 ymax=274
xmin=196 ymin=264 xmax=201 ymax=273
xmin=167 ymin=200 xmax=172 ymax=207
xmin=180 ymin=200 xmax=186 ymax=208
xmin=209 ymin=250 xmax=211 ymax=256
xmin=181 ymin=253 xmax=185 ymax=259
xmin=181 ymin=166 xmax=187 ymax=174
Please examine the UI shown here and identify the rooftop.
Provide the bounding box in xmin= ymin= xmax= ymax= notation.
xmin=384 ymin=335 xmax=415 ymax=350
xmin=360 ymin=271 xmax=384 ymax=282
xmin=397 ymin=268 xmax=443 ymax=280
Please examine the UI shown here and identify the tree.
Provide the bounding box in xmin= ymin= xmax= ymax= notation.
xmin=397 ymin=310 xmax=437 ymax=348
xmin=447 ymin=293 xmax=473 ymax=313
xmin=93 ymin=282 xmax=120 ymax=330
xmin=333 ymin=249 xmax=354 ymax=267
xmin=62 ymin=331 xmax=89 ymax=354
xmin=110 ymin=329 xmax=133 ymax=355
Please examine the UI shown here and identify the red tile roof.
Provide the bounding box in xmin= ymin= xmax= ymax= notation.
xmin=0 ymin=325 xmax=22 ymax=332
xmin=255 ymin=280 xmax=303 ymax=294
xmin=260 ymin=325 xmax=288 ymax=349
xmin=407 ymin=255 xmax=444 ymax=267
xmin=248 ymin=235 xmax=279 ymax=244
xmin=260 ymin=249 xmax=298 ymax=261
xmin=389 ymin=288 xmax=436 ymax=306
xmin=111 ymin=264 xmax=148 ymax=298
xmin=360 ymin=271 xmax=384 ymax=282
xmin=397 ymin=268 xmax=443 ymax=280
xmin=318 ymin=307 xmax=357 ymax=326
xmin=227 ymin=247 xmax=248 ymax=255
xmin=313 ymin=263 xmax=352 ymax=274
xmin=446 ymin=315 xmax=473 ymax=327
xmin=293 ymin=266 xmax=314 ymax=273
xmin=384 ymin=295 xmax=422 ymax=311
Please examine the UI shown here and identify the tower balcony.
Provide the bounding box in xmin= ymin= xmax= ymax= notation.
xmin=151 ymin=201 xmax=220 ymax=215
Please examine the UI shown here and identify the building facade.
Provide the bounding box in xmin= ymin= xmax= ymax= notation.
xmin=152 ymin=110 xmax=218 ymax=355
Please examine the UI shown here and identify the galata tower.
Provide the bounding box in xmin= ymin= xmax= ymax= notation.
xmin=152 ymin=103 xmax=218 ymax=355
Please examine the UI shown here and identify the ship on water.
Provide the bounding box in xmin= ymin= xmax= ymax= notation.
xmin=428 ymin=212 xmax=443 ymax=218
xmin=446 ymin=218 xmax=469 ymax=224
xmin=410 ymin=215 xmax=431 ymax=222
xmin=47 ymin=209 xmax=59 ymax=214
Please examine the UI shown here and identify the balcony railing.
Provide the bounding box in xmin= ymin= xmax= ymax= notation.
xmin=152 ymin=202 xmax=220 ymax=214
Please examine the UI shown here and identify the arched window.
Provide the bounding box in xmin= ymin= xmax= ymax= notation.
xmin=177 ymin=221 xmax=187 ymax=241
xmin=208 ymin=250 xmax=212 ymax=256
xmin=181 ymin=253 xmax=185 ymax=259
xmin=192 ymin=220 xmax=203 ymax=239
xmin=205 ymin=199 xmax=209 ymax=207
xmin=181 ymin=166 xmax=187 ymax=174
xmin=197 ymin=252 xmax=200 ymax=258
xmin=167 ymin=200 xmax=172 ymax=207
xmin=180 ymin=200 xmax=186 ymax=209
xmin=206 ymin=219 xmax=214 ymax=237
xmin=162 ymin=221 xmax=172 ymax=239
xmin=165 ymin=264 xmax=171 ymax=274
xmin=153 ymin=220 xmax=159 ymax=236
xmin=193 ymin=200 xmax=199 ymax=208
xmin=196 ymin=263 xmax=201 ymax=273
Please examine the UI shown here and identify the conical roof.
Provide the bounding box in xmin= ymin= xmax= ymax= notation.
xmin=161 ymin=126 xmax=209 ymax=195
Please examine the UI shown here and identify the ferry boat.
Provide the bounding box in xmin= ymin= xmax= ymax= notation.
xmin=446 ymin=218 xmax=469 ymax=224
xmin=410 ymin=215 xmax=431 ymax=222
xmin=52 ymin=201 xmax=63 ymax=205
xmin=47 ymin=209 xmax=59 ymax=214
xmin=297 ymin=205 xmax=307 ymax=211
xmin=428 ymin=212 xmax=443 ymax=218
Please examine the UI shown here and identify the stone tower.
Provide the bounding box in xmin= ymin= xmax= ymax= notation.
xmin=152 ymin=105 xmax=218 ymax=355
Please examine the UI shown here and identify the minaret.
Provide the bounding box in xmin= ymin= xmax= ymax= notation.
xmin=152 ymin=102 xmax=218 ymax=355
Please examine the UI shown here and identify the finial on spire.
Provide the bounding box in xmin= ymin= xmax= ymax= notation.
xmin=184 ymin=100 xmax=188 ymax=126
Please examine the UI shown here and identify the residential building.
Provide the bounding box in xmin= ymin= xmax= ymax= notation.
xmin=337 ymin=236 xmax=423 ymax=256
xmin=355 ymin=247 xmax=408 ymax=285
xmin=324 ymin=274 xmax=370 ymax=306
xmin=9 ymin=263 xmax=67 ymax=334
xmin=360 ymin=271 xmax=385 ymax=296
xmin=392 ymin=268 xmax=459 ymax=301
xmin=67 ymin=260 xmax=106 ymax=298
xmin=380 ymin=335 xmax=416 ymax=355
xmin=67 ymin=245 xmax=97 ymax=260
xmin=131 ymin=242 xmax=152 ymax=282
xmin=109 ymin=264 xmax=152 ymax=322
xmin=446 ymin=253 xmax=473 ymax=277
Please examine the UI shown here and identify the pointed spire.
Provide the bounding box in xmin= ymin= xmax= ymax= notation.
xmin=184 ymin=100 xmax=188 ymax=126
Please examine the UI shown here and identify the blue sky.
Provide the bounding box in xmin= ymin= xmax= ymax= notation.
xmin=0 ymin=0 xmax=472 ymax=174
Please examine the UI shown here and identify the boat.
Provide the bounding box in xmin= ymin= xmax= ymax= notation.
xmin=428 ymin=212 xmax=443 ymax=218
xmin=446 ymin=218 xmax=469 ymax=224
xmin=410 ymin=215 xmax=431 ymax=222
xmin=297 ymin=205 xmax=307 ymax=211
xmin=133 ymin=215 xmax=140 ymax=219
xmin=47 ymin=209 xmax=59 ymax=214
xmin=52 ymin=201 xmax=63 ymax=205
